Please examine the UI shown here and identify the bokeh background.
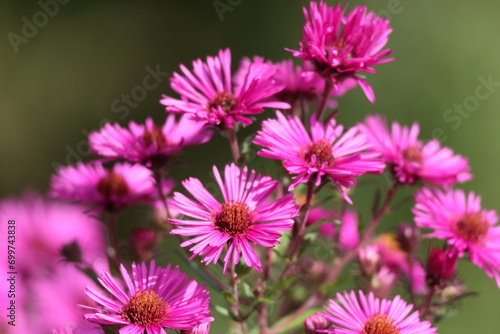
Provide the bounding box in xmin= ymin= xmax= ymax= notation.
xmin=2 ymin=0 xmax=500 ymax=332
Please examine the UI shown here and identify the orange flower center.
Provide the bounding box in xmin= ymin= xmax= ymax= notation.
xmin=120 ymin=290 xmax=169 ymax=326
xmin=402 ymin=146 xmax=423 ymax=164
xmin=143 ymin=125 xmax=167 ymax=149
xmin=214 ymin=201 xmax=255 ymax=237
xmin=453 ymin=212 xmax=489 ymax=243
xmin=208 ymin=91 xmax=237 ymax=113
xmin=304 ymin=140 xmax=334 ymax=168
xmin=362 ymin=313 xmax=400 ymax=334
xmin=97 ymin=171 xmax=129 ymax=198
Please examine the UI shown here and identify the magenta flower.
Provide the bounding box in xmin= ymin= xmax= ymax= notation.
xmin=170 ymin=163 xmax=299 ymax=273
xmin=320 ymin=290 xmax=437 ymax=334
xmin=50 ymin=162 xmax=158 ymax=210
xmin=0 ymin=192 xmax=107 ymax=274
xmin=160 ymin=48 xmax=290 ymax=128
xmin=288 ymin=1 xmax=394 ymax=103
xmin=253 ymin=111 xmax=385 ymax=204
xmin=83 ymin=261 xmax=213 ymax=333
xmin=359 ymin=115 xmax=472 ymax=185
xmin=272 ymin=59 xmax=357 ymax=111
xmin=89 ymin=114 xmax=212 ymax=166
xmin=413 ymin=187 xmax=500 ymax=287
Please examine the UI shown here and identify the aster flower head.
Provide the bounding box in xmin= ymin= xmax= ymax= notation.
xmin=288 ymin=1 xmax=394 ymax=103
xmin=89 ymin=114 xmax=212 ymax=167
xmin=320 ymin=290 xmax=437 ymax=334
xmin=83 ymin=261 xmax=213 ymax=333
xmin=160 ymin=48 xmax=290 ymax=128
xmin=413 ymin=187 xmax=500 ymax=287
xmin=359 ymin=115 xmax=472 ymax=185
xmin=170 ymin=163 xmax=299 ymax=273
xmin=50 ymin=162 xmax=158 ymax=210
xmin=0 ymin=192 xmax=107 ymax=274
xmin=253 ymin=111 xmax=385 ymax=204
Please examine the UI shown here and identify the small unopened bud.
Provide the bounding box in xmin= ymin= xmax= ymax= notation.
xmin=426 ymin=247 xmax=458 ymax=288
xmin=396 ymin=223 xmax=420 ymax=254
xmin=339 ymin=209 xmax=359 ymax=251
xmin=368 ymin=266 xmax=398 ymax=299
xmin=130 ymin=228 xmax=156 ymax=262
xmin=304 ymin=313 xmax=329 ymax=334
xmin=181 ymin=322 xmax=210 ymax=334
xmin=358 ymin=245 xmax=381 ymax=276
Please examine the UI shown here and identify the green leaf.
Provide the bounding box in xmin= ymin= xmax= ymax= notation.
xmin=236 ymin=262 xmax=253 ymax=278
xmin=241 ymin=282 xmax=254 ymax=298
xmin=223 ymin=291 xmax=236 ymax=304
xmin=269 ymin=307 xmax=324 ymax=333
xmin=214 ymin=304 xmax=230 ymax=317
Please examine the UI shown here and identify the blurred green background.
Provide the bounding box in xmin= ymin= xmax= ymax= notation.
xmin=2 ymin=0 xmax=500 ymax=332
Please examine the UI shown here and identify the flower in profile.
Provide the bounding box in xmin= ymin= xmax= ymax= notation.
xmin=288 ymin=1 xmax=394 ymax=103
xmin=426 ymin=246 xmax=458 ymax=288
xmin=253 ymin=111 xmax=384 ymax=204
xmin=50 ymin=162 xmax=157 ymax=210
xmin=359 ymin=115 xmax=472 ymax=185
xmin=89 ymin=114 xmax=212 ymax=167
xmin=83 ymin=261 xmax=213 ymax=332
xmin=413 ymin=187 xmax=500 ymax=286
xmin=170 ymin=163 xmax=299 ymax=273
xmin=320 ymin=290 xmax=437 ymax=334
xmin=160 ymin=48 xmax=290 ymax=128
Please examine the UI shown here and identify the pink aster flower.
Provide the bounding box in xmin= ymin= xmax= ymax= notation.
xmin=413 ymin=187 xmax=500 ymax=286
xmin=253 ymin=111 xmax=385 ymax=204
xmin=160 ymin=48 xmax=290 ymax=128
xmin=170 ymin=163 xmax=299 ymax=273
xmin=288 ymin=1 xmax=394 ymax=103
xmin=50 ymin=162 xmax=157 ymax=210
xmin=0 ymin=192 xmax=107 ymax=275
xmin=272 ymin=60 xmax=357 ymax=112
xmin=89 ymin=114 xmax=212 ymax=166
xmin=83 ymin=261 xmax=213 ymax=333
xmin=320 ymin=290 xmax=437 ymax=334
xmin=359 ymin=115 xmax=472 ymax=185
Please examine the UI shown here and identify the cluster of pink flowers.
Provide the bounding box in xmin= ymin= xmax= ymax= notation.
xmin=4 ymin=1 xmax=498 ymax=334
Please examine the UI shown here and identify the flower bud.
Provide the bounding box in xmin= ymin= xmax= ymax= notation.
xmin=130 ymin=228 xmax=156 ymax=262
xmin=396 ymin=223 xmax=420 ymax=254
xmin=426 ymin=247 xmax=458 ymax=287
xmin=368 ymin=266 xmax=398 ymax=299
xmin=339 ymin=209 xmax=359 ymax=251
xmin=358 ymin=245 xmax=381 ymax=276
xmin=304 ymin=313 xmax=329 ymax=334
